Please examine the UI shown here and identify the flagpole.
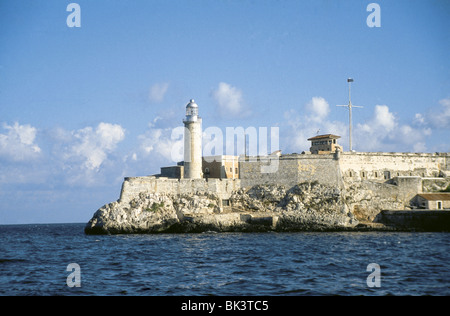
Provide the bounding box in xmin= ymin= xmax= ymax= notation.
xmin=337 ymin=78 xmax=362 ymax=152
xmin=348 ymin=78 xmax=353 ymax=151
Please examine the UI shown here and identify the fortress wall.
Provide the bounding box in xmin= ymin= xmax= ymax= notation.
xmin=118 ymin=153 xmax=449 ymax=209
xmin=339 ymin=152 xmax=450 ymax=182
xmin=239 ymin=157 xmax=298 ymax=188
xmin=295 ymin=155 xmax=341 ymax=186
xmin=239 ymin=152 xmax=449 ymax=208
xmin=119 ymin=176 xmax=158 ymax=203
xmin=390 ymin=176 xmax=423 ymax=203
xmin=359 ymin=177 xmax=423 ymax=208
xmin=422 ymin=177 xmax=450 ymax=192
xmin=119 ymin=176 xmax=239 ymax=204
xmin=239 ymin=154 xmax=340 ymax=188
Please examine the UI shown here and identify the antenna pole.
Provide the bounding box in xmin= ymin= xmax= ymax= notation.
xmin=348 ymin=79 xmax=352 ymax=151
xmin=336 ymin=78 xmax=362 ymax=152
xmin=349 ymin=79 xmax=352 ymax=104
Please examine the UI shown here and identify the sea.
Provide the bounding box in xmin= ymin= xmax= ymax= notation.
xmin=0 ymin=223 xmax=448 ymax=296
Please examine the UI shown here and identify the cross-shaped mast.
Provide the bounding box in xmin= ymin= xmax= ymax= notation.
xmin=336 ymin=78 xmax=363 ymax=152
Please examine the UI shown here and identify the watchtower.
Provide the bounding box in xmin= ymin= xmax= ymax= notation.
xmin=307 ymin=134 xmax=343 ymax=154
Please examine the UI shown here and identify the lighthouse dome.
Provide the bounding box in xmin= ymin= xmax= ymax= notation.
xmin=186 ymin=99 xmax=198 ymax=108
xmin=184 ymin=99 xmax=199 ymax=121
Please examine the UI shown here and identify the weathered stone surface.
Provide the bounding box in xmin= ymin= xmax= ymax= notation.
xmin=240 ymin=152 xmax=450 ymax=189
xmin=85 ymin=182 xmax=400 ymax=234
xmin=342 ymin=181 xmax=404 ymax=222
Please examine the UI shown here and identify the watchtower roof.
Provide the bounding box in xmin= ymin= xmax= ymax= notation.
xmin=307 ymin=134 xmax=341 ymax=141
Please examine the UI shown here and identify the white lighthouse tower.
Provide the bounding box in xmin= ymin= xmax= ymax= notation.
xmin=183 ymin=99 xmax=203 ymax=179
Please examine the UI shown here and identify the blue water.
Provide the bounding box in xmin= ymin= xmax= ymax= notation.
xmin=0 ymin=223 xmax=448 ymax=296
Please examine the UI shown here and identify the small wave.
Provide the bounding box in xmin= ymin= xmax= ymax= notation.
xmin=277 ymin=288 xmax=310 ymax=295
xmin=0 ymin=258 xmax=27 ymax=264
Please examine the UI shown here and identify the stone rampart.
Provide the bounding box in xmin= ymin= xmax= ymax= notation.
xmin=239 ymin=154 xmax=340 ymax=188
xmin=117 ymin=152 xmax=448 ymax=215
xmin=238 ymin=152 xmax=449 ymax=210
xmin=240 ymin=152 xmax=449 ymax=188
xmin=339 ymin=152 xmax=449 ymax=182
xmin=119 ymin=176 xmax=240 ymax=204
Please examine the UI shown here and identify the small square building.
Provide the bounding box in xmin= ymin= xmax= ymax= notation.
xmin=413 ymin=193 xmax=450 ymax=210
xmin=307 ymin=134 xmax=343 ymax=154
xmin=202 ymin=155 xmax=239 ymax=179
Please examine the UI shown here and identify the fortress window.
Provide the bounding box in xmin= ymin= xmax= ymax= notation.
xmin=362 ymin=172 xmax=366 ymax=178
xmin=349 ymin=171 xmax=353 ymax=177
xmin=375 ymin=172 xmax=378 ymax=178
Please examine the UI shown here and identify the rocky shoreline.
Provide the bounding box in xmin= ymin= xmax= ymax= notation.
xmin=85 ymin=182 xmax=407 ymax=235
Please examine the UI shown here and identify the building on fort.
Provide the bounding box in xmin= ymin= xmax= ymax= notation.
xmin=413 ymin=193 xmax=450 ymax=210
xmin=307 ymin=134 xmax=343 ymax=154
xmin=159 ymin=155 xmax=240 ymax=180
xmin=202 ymin=155 xmax=239 ymax=180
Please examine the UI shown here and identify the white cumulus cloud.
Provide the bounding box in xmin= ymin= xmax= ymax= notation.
xmin=138 ymin=123 xmax=183 ymax=163
xmin=212 ymin=82 xmax=251 ymax=118
xmin=355 ymin=105 xmax=431 ymax=152
xmin=69 ymin=122 xmax=125 ymax=171
xmin=0 ymin=122 xmax=41 ymax=161
xmin=306 ymin=96 xmax=330 ymax=122
xmin=357 ymin=105 xmax=397 ymax=136
xmin=416 ymin=98 xmax=450 ymax=129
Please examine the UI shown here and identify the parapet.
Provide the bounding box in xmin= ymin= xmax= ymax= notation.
xmin=118 ymin=176 xmax=240 ymax=204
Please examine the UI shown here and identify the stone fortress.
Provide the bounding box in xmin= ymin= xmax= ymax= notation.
xmin=85 ymin=99 xmax=450 ymax=234
xmin=120 ymin=100 xmax=450 ymax=210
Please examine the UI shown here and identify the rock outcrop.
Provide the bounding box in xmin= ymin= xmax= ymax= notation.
xmin=85 ymin=181 xmax=406 ymax=234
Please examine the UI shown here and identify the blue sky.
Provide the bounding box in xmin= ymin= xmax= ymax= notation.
xmin=0 ymin=0 xmax=449 ymax=224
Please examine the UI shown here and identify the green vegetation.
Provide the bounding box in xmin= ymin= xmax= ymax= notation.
xmin=145 ymin=202 xmax=165 ymax=212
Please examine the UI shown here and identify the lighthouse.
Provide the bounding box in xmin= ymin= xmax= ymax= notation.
xmin=183 ymin=99 xmax=203 ymax=179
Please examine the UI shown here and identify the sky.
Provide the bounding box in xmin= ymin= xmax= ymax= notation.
xmin=0 ymin=0 xmax=449 ymax=224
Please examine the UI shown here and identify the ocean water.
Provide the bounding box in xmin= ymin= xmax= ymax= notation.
xmin=0 ymin=223 xmax=448 ymax=296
